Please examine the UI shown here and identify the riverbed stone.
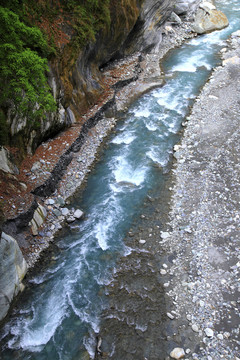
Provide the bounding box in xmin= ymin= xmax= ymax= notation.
xmin=205 ymin=328 xmax=214 ymax=337
xmin=170 ymin=347 xmax=185 ymax=359
xmin=73 ymin=209 xmax=84 ymax=219
xmin=66 ymin=216 xmax=76 ymax=223
xmin=61 ymin=208 xmax=69 ymax=216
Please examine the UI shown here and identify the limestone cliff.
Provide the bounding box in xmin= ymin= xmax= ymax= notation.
xmin=2 ymin=0 xmax=177 ymax=158
xmin=0 ymin=232 xmax=27 ymax=322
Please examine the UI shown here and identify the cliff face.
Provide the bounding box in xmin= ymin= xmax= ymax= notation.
xmin=4 ymin=0 xmax=175 ymax=158
xmin=1 ymin=0 xmax=198 ymax=324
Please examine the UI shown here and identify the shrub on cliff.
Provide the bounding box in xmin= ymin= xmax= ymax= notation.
xmin=0 ymin=6 xmax=56 ymax=120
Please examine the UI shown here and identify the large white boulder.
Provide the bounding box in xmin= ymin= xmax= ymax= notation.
xmin=192 ymin=1 xmax=229 ymax=34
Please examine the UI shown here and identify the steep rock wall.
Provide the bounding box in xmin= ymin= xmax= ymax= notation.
xmin=0 ymin=232 xmax=27 ymax=322
xmin=5 ymin=0 xmax=176 ymax=158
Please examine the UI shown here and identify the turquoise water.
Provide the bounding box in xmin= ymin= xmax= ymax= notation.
xmin=1 ymin=1 xmax=240 ymax=359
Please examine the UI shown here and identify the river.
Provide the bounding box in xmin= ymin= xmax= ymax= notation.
xmin=1 ymin=1 xmax=240 ymax=359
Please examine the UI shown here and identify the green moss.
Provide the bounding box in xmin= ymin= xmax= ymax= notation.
xmin=64 ymin=0 xmax=111 ymax=48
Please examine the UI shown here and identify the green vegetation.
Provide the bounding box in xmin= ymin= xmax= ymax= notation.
xmin=0 ymin=5 xmax=56 ymax=122
xmin=0 ymin=0 xmax=111 ymax=146
xmin=64 ymin=0 xmax=110 ymax=47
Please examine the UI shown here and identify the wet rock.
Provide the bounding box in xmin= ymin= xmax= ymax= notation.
xmin=73 ymin=209 xmax=84 ymax=219
xmin=66 ymin=216 xmax=76 ymax=223
xmin=170 ymin=347 xmax=185 ymax=359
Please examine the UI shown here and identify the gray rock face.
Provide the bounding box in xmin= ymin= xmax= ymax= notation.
xmin=174 ymin=0 xmax=200 ymax=15
xmin=0 ymin=232 xmax=27 ymax=321
xmin=124 ymin=0 xmax=176 ymax=54
xmin=192 ymin=1 xmax=229 ymax=34
xmin=29 ymin=204 xmax=47 ymax=236
xmin=0 ymin=146 xmax=19 ymax=174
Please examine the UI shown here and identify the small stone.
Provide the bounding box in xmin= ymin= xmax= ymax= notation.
xmin=73 ymin=209 xmax=84 ymax=219
xmin=199 ymin=300 xmax=205 ymax=307
xmin=217 ymin=333 xmax=223 ymax=340
xmin=186 ymin=349 xmax=191 ymax=354
xmin=56 ymin=196 xmax=65 ymax=207
xmin=48 ymin=199 xmax=55 ymax=205
xmin=192 ymin=324 xmax=199 ymax=333
xmin=163 ymin=282 xmax=170 ymax=288
xmin=53 ymin=209 xmax=61 ymax=217
xmin=160 ymin=269 xmax=167 ymax=275
xmin=61 ymin=208 xmax=69 ymax=216
xmin=204 ymin=328 xmax=214 ymax=338
xmin=170 ymin=347 xmax=185 ymax=359
xmin=66 ymin=216 xmax=75 ymax=223
xmin=31 ymin=161 xmax=41 ymax=173
xmin=163 ymin=263 xmax=168 ymax=269
xmin=161 ymin=231 xmax=171 ymax=240
xmin=167 ymin=312 xmax=175 ymax=320
xmin=139 ymin=239 xmax=146 ymax=244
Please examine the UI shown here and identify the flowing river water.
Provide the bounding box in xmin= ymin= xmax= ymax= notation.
xmin=1 ymin=1 xmax=240 ymax=359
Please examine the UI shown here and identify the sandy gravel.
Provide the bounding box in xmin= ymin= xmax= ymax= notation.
xmin=161 ymin=31 xmax=240 ymax=359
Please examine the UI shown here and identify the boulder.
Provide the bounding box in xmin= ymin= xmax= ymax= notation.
xmin=192 ymin=1 xmax=229 ymax=34
xmin=0 ymin=232 xmax=27 ymax=321
xmin=29 ymin=204 xmax=47 ymax=236
xmin=73 ymin=209 xmax=84 ymax=219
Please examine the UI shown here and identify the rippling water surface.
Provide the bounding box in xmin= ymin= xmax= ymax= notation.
xmin=1 ymin=1 xmax=240 ymax=359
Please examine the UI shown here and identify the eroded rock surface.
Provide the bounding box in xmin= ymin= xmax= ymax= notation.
xmin=0 ymin=232 xmax=27 ymax=322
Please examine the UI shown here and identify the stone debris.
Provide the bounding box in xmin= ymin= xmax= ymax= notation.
xmin=162 ymin=30 xmax=240 ymax=359
xmin=73 ymin=209 xmax=84 ymax=219
xmin=204 ymin=328 xmax=214 ymax=338
xmin=170 ymin=347 xmax=185 ymax=359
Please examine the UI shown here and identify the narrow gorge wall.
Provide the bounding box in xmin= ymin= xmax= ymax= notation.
xmin=2 ymin=0 xmax=177 ymax=158
xmin=0 ymin=0 xmax=205 ymax=323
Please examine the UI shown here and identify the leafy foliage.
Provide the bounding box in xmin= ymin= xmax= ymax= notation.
xmin=0 ymin=6 xmax=56 ymax=119
xmin=64 ymin=0 xmax=111 ymax=47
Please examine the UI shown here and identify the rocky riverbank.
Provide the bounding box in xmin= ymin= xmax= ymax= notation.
xmin=2 ymin=18 xmax=195 ymax=270
xmin=160 ymin=30 xmax=240 ymax=359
